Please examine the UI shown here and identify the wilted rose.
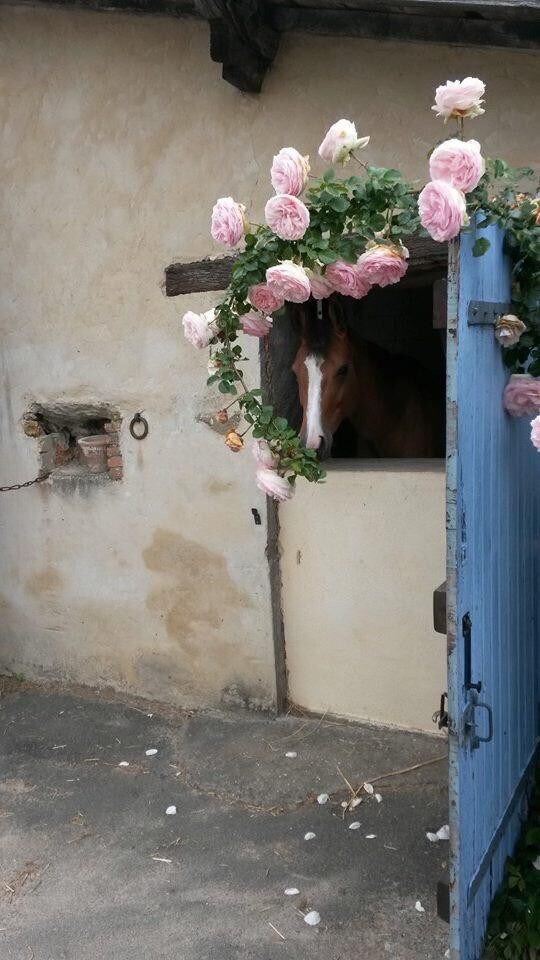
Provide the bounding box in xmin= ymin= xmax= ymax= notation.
xmin=318 ymin=119 xmax=369 ymax=165
xmin=429 ymin=138 xmax=485 ymax=193
xmin=256 ymin=468 xmax=295 ymax=501
xmin=432 ymin=77 xmax=485 ymax=121
xmin=271 ymin=147 xmax=310 ymax=196
xmin=503 ymin=374 xmax=540 ymax=418
xmin=211 ymin=197 xmax=246 ymax=248
xmin=240 ymin=311 xmax=273 ymax=337
xmin=265 ymin=194 xmax=310 ymax=241
xmin=248 ymin=283 xmax=284 ymax=314
xmin=324 ymin=260 xmax=371 ymax=299
xmin=225 ymin=430 xmax=244 ymax=452
xmin=494 ymin=314 xmax=526 ymax=349
xmin=216 ymin=409 xmax=228 ymax=424
xmin=266 ymin=261 xmax=311 ymax=303
xmin=418 ymin=179 xmax=468 ymax=242
xmin=531 ymin=415 xmax=540 ymax=451
xmin=252 ymin=439 xmax=277 ymax=470
xmin=182 ymin=308 xmax=217 ymax=349
xmin=357 ymin=244 xmax=409 ymax=288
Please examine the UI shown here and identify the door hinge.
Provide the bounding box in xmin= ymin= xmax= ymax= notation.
xmin=468 ymin=300 xmax=512 ymax=326
xmin=463 ymin=612 xmax=481 ymax=692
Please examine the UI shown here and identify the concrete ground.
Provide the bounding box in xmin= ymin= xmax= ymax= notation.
xmin=0 ymin=685 xmax=449 ymax=960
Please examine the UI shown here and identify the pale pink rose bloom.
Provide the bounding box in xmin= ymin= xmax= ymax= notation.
xmin=357 ymin=244 xmax=409 ymax=288
xmin=432 ymin=77 xmax=485 ymax=121
xmin=252 ymin=439 xmax=277 ymax=470
xmin=429 ymin=138 xmax=485 ymax=193
xmin=325 ymin=260 xmax=372 ymax=299
xmin=309 ymin=271 xmax=335 ymax=299
xmin=265 ymin=194 xmax=310 ymax=241
xmin=256 ymin=467 xmax=295 ymax=501
xmin=503 ymin=375 xmax=540 ymax=418
xmin=266 ymin=261 xmax=311 ymax=303
xmin=211 ymin=196 xmax=246 ymax=248
xmin=240 ymin=311 xmax=273 ymax=337
xmin=318 ymin=119 xmax=370 ymax=165
xmin=182 ymin=308 xmax=217 ymax=349
xmin=248 ymin=283 xmax=284 ymax=314
xmin=271 ymin=147 xmax=310 ymax=197
xmin=531 ymin=415 xmax=540 ymax=451
xmin=418 ymin=179 xmax=467 ymax=242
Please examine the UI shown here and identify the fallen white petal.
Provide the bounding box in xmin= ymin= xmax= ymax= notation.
xmin=304 ymin=831 xmax=316 ymax=841
xmin=375 ymin=793 xmax=383 ymax=803
xmin=533 ymin=855 xmax=540 ymax=871
xmin=350 ymin=797 xmax=362 ymax=810
xmin=165 ymin=805 xmax=177 ymax=816
xmin=363 ymin=782 xmax=374 ymax=795
xmin=436 ymin=824 xmax=450 ymax=841
xmin=145 ymin=748 xmax=158 ymax=756
xmin=118 ymin=761 xmax=130 ymax=767
xmin=317 ymin=793 xmax=329 ymax=805
xmin=415 ymin=900 xmax=425 ymax=913
xmin=152 ymin=857 xmax=172 ymax=863
xmin=365 ymin=834 xmax=377 ymax=839
xmin=304 ymin=910 xmax=321 ymax=926
xmin=284 ymin=887 xmax=300 ymax=896
xmin=426 ymin=832 xmax=439 ymax=843
xmin=349 ymin=821 xmax=361 ymax=830
xmin=444 ymin=951 xmax=450 ymax=959
xmin=285 ymin=751 xmax=297 ymax=758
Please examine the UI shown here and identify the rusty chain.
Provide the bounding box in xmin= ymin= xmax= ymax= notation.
xmin=0 ymin=472 xmax=51 ymax=493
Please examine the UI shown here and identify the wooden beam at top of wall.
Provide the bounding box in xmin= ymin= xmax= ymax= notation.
xmin=164 ymin=236 xmax=448 ymax=296
xmin=272 ymin=5 xmax=540 ymax=48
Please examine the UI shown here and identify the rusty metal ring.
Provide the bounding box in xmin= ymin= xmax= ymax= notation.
xmin=129 ymin=412 xmax=149 ymax=441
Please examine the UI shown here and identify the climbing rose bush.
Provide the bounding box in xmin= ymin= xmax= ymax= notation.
xmin=180 ymin=77 xmax=538 ymax=498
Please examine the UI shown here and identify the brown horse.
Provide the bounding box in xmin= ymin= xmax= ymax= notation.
xmin=292 ymin=298 xmax=444 ymax=459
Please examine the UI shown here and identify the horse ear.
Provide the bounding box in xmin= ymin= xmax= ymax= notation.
xmin=329 ymin=302 xmax=348 ymax=339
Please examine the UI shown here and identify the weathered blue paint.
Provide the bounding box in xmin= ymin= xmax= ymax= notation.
xmin=447 ymin=222 xmax=540 ymax=959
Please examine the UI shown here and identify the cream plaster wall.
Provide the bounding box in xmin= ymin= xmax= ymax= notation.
xmin=0 ymin=5 xmax=538 ymax=713
xmin=280 ymin=464 xmax=447 ymax=732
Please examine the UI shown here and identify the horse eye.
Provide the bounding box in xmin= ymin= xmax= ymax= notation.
xmin=336 ymin=364 xmax=349 ymax=378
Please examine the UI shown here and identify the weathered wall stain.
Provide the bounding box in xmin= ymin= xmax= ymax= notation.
xmin=25 ymin=567 xmax=63 ymax=596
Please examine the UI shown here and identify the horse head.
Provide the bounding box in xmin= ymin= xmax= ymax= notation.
xmin=292 ymin=298 xmax=358 ymax=459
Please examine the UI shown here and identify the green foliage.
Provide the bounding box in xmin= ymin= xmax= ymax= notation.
xmin=485 ymin=773 xmax=540 ymax=960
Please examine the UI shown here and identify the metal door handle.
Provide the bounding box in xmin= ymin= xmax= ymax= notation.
xmin=474 ymin=701 xmax=493 ymax=744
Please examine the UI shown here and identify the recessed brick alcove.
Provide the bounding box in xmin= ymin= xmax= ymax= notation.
xmin=23 ymin=402 xmax=123 ymax=489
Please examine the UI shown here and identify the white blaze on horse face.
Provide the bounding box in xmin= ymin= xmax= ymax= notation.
xmin=304 ymin=354 xmax=324 ymax=449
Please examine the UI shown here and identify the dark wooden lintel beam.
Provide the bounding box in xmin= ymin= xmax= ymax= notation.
xmin=272 ymin=5 xmax=540 ymax=49
xmin=164 ymin=235 xmax=447 ymax=296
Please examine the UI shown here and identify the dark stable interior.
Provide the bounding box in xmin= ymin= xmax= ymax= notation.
xmin=266 ymin=278 xmax=446 ymax=459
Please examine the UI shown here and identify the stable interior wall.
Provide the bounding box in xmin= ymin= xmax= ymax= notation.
xmin=0 ymin=4 xmax=538 ymax=711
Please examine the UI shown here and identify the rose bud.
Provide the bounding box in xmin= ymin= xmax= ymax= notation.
xmin=225 ymin=430 xmax=244 ymax=452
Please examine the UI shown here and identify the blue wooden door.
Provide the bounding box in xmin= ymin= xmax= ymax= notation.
xmin=447 ymin=222 xmax=540 ymax=959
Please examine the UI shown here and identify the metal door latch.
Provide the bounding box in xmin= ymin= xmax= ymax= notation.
xmin=463 ymin=688 xmax=494 ymax=750
xmin=433 ymin=692 xmax=449 ymax=729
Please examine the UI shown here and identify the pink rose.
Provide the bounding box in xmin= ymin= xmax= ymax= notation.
xmin=256 ymin=467 xmax=295 ymax=502
xmin=240 ymin=311 xmax=273 ymax=338
xmin=324 ymin=260 xmax=371 ymax=299
xmin=308 ymin=270 xmax=334 ymax=300
xmin=357 ymin=244 xmax=409 ymax=288
xmin=432 ymin=77 xmax=485 ymax=121
xmin=318 ymin=120 xmax=370 ymax=165
xmin=429 ymin=138 xmax=485 ymax=193
xmin=418 ymin=179 xmax=467 ymax=242
xmin=531 ymin=415 xmax=540 ymax=451
xmin=248 ymin=283 xmax=284 ymax=314
xmin=265 ymin=194 xmax=310 ymax=241
xmin=266 ymin=261 xmax=311 ymax=303
xmin=182 ymin=308 xmax=217 ymax=349
xmin=271 ymin=147 xmax=310 ymax=197
xmin=503 ymin=375 xmax=540 ymax=418
xmin=211 ymin=196 xmax=246 ymax=248
xmin=252 ymin=439 xmax=277 ymax=470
